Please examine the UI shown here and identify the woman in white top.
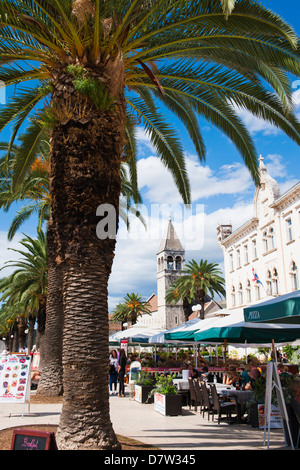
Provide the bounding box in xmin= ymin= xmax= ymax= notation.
xmin=109 ymin=350 xmax=119 ymax=395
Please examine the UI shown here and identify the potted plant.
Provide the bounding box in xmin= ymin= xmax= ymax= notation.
xmin=134 ymin=371 xmax=155 ymax=404
xmin=150 ymin=374 xmax=182 ymax=416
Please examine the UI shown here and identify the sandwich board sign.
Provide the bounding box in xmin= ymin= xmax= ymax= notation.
xmin=263 ymin=360 xmax=294 ymax=449
xmin=0 ymin=354 xmax=32 ymax=417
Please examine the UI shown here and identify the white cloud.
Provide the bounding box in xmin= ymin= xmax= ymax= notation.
xmin=0 ymin=232 xmax=23 ymax=276
xmin=235 ymin=107 xmax=280 ymax=136
xmin=137 ymin=153 xmax=254 ymax=204
xmin=264 ymin=153 xmax=287 ymax=178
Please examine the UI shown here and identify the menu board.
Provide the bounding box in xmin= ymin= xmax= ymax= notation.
xmin=0 ymin=354 xmax=31 ymax=404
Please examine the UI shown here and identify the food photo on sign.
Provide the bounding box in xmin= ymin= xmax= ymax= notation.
xmin=0 ymin=355 xmax=31 ymax=403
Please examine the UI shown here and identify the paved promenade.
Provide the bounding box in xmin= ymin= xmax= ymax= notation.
xmin=0 ymin=388 xmax=291 ymax=451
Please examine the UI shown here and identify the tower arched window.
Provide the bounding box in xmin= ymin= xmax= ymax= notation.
xmin=167 ymin=256 xmax=174 ymax=270
xmin=175 ymin=256 xmax=182 ymax=271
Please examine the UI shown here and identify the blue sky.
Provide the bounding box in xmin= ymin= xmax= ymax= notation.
xmin=0 ymin=1 xmax=299 ymax=311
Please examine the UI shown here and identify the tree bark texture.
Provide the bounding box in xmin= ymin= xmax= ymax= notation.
xmin=37 ymin=227 xmax=64 ymax=396
xmin=49 ymin=95 xmax=125 ymax=449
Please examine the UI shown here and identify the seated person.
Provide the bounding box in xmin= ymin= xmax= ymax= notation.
xmin=245 ymin=367 xmax=261 ymax=390
xmin=239 ymin=363 xmax=251 ymax=385
xmin=289 ymin=379 xmax=300 ymax=405
xmin=223 ymin=365 xmax=239 ymax=385
xmin=277 ymin=363 xmax=292 ymax=377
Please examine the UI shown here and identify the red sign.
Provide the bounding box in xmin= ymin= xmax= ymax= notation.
xmin=11 ymin=429 xmax=57 ymax=450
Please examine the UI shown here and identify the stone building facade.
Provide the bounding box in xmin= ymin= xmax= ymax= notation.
xmin=217 ymin=156 xmax=300 ymax=310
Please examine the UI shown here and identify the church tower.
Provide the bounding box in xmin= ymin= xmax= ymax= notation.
xmin=156 ymin=218 xmax=185 ymax=329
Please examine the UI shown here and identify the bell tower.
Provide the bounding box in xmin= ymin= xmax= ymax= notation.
xmin=157 ymin=218 xmax=185 ymax=329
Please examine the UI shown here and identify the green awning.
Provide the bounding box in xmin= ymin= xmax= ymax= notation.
xmin=193 ymin=324 xmax=300 ymax=344
xmin=243 ymin=290 xmax=300 ymax=324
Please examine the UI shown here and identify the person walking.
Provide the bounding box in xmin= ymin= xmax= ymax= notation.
xmin=118 ymin=349 xmax=127 ymax=397
xmin=109 ymin=350 xmax=119 ymax=395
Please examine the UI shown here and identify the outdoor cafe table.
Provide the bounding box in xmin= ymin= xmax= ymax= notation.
xmin=221 ymin=389 xmax=254 ymax=423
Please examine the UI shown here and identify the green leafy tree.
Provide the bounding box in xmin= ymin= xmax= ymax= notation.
xmin=112 ymin=292 xmax=152 ymax=326
xmin=0 ymin=0 xmax=300 ymax=450
xmin=167 ymin=259 xmax=226 ymax=319
xmin=0 ymin=231 xmax=48 ymax=348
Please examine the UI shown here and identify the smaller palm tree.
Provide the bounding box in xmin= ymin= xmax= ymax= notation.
xmin=0 ymin=231 xmax=48 ymax=339
xmin=167 ymin=259 xmax=226 ymax=320
xmin=111 ymin=292 xmax=152 ymax=326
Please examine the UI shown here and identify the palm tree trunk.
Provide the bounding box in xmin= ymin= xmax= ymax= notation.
xmin=50 ymin=94 xmax=125 ymax=449
xmin=198 ymin=288 xmax=206 ymax=320
xmin=27 ymin=314 xmax=35 ymax=353
xmin=37 ymin=227 xmax=64 ymax=396
xmin=183 ymin=297 xmax=190 ymax=322
xmin=12 ymin=321 xmax=19 ymax=352
xmin=18 ymin=318 xmax=27 ymax=350
xmin=57 ymin=251 xmax=119 ymax=449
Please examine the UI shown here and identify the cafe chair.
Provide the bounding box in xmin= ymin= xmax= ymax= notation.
xmin=210 ymin=384 xmax=236 ymax=425
xmin=193 ymin=379 xmax=204 ymax=414
xmin=188 ymin=378 xmax=201 ymax=411
xmin=200 ymin=381 xmax=214 ymax=420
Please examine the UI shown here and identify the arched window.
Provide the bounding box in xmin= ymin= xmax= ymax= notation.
xmin=167 ymin=256 xmax=174 ymax=270
xmin=291 ymin=261 xmax=298 ymax=290
xmin=255 ymin=284 xmax=260 ymax=301
xmin=269 ymin=227 xmax=275 ymax=249
xmin=252 ymin=239 xmax=257 ymax=259
xmin=236 ymin=249 xmax=241 ymax=268
xmin=238 ymin=283 xmax=243 ymax=305
xmin=175 ymin=256 xmax=182 ymax=271
xmin=266 ymin=270 xmax=273 ymax=295
xmin=263 ymin=231 xmax=268 ymax=252
xmin=244 ymin=244 xmax=249 ymax=264
xmin=229 ymin=253 xmax=234 ymax=271
xmin=231 ymin=286 xmax=236 ymax=307
xmin=273 ymin=268 xmax=279 ymax=294
xmin=246 ymin=280 xmax=251 ymax=303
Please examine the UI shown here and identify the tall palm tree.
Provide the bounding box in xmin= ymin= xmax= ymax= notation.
xmin=167 ymin=259 xmax=226 ymax=320
xmin=0 ymin=0 xmax=300 ymax=450
xmin=0 ymin=138 xmax=144 ymax=396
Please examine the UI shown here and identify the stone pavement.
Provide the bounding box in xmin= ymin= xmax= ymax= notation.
xmin=0 ymin=389 xmax=291 ymax=450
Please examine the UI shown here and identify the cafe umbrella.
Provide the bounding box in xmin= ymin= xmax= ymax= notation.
xmin=193 ymin=319 xmax=300 ymax=344
xmin=193 ymin=312 xmax=300 ymax=364
xmin=163 ymin=310 xmax=234 ymax=342
xmin=243 ymin=290 xmax=300 ymax=324
xmin=110 ymin=325 xmax=166 ymax=344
